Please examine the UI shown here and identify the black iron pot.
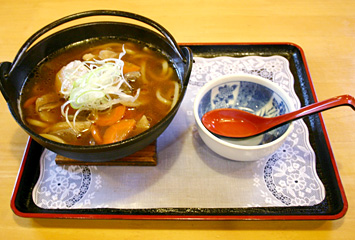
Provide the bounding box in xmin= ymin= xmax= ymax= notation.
xmin=0 ymin=10 xmax=193 ymax=162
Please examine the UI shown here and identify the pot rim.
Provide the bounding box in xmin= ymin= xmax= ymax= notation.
xmin=0 ymin=10 xmax=193 ymax=160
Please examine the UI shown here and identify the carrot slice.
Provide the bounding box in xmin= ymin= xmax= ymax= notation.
xmin=91 ymin=125 xmax=103 ymax=144
xmin=96 ymin=105 xmax=126 ymax=126
xmin=123 ymin=62 xmax=140 ymax=74
xmin=23 ymin=96 xmax=39 ymax=108
xmin=103 ymin=119 xmax=136 ymax=144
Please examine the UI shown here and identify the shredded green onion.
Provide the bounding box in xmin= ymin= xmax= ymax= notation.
xmin=59 ymin=45 xmax=140 ymax=134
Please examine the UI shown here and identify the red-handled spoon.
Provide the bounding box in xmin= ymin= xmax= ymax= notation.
xmin=202 ymin=94 xmax=355 ymax=138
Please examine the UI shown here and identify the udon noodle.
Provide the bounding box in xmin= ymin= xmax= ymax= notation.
xmin=20 ymin=39 xmax=180 ymax=145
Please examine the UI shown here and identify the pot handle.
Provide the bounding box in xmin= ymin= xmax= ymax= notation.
xmin=0 ymin=61 xmax=11 ymax=102
xmin=9 ymin=10 xmax=188 ymax=75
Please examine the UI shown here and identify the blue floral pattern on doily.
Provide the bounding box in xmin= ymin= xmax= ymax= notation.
xmin=261 ymin=120 xmax=324 ymax=206
xmin=33 ymin=150 xmax=100 ymax=208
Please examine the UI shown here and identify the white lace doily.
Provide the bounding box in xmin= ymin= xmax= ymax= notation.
xmin=32 ymin=56 xmax=325 ymax=209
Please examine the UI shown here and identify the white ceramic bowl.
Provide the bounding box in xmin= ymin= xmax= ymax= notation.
xmin=193 ymin=74 xmax=296 ymax=161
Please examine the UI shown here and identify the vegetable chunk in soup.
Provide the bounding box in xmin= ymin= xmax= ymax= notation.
xmin=20 ymin=39 xmax=180 ymax=145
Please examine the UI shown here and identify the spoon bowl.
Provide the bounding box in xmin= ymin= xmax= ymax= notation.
xmin=202 ymin=95 xmax=355 ymax=138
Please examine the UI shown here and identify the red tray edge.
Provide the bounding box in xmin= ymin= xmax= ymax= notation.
xmin=10 ymin=42 xmax=348 ymax=221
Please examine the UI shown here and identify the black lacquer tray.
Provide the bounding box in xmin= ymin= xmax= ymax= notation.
xmin=10 ymin=43 xmax=347 ymax=220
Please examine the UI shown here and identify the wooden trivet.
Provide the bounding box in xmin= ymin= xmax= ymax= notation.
xmin=55 ymin=141 xmax=157 ymax=166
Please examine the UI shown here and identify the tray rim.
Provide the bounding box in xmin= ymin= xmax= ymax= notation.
xmin=10 ymin=42 xmax=348 ymax=220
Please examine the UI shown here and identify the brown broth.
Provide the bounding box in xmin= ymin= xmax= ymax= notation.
xmin=21 ymin=38 xmax=180 ymax=145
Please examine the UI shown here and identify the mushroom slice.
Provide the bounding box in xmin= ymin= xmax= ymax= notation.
xmin=35 ymin=93 xmax=62 ymax=123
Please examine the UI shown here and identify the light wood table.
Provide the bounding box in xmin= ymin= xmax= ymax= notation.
xmin=0 ymin=0 xmax=354 ymax=239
